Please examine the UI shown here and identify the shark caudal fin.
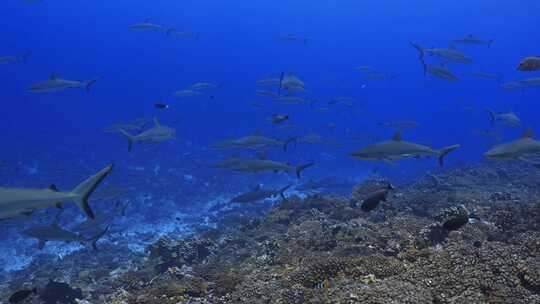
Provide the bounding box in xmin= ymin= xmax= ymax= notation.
xmin=85 ymin=78 xmax=100 ymax=92
xmin=86 ymin=226 xmax=109 ymax=250
xmin=437 ymin=144 xmax=460 ymax=167
xmin=72 ymin=165 xmax=114 ymax=219
xmin=295 ymin=162 xmax=315 ymax=179
xmin=278 ymin=184 xmax=292 ymax=199
xmin=283 ymin=136 xmax=298 ymax=151
xmin=19 ymin=51 xmax=31 ymax=63
xmin=484 ymin=108 xmax=497 ymax=123
xmin=118 ymin=129 xmax=135 ymax=151
xmin=410 ymin=42 xmax=425 ymax=60
xmin=165 ymin=28 xmax=176 ymax=36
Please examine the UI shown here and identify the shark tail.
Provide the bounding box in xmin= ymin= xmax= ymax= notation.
xmin=278 ymin=72 xmax=284 ymax=96
xmin=279 ymin=184 xmax=292 ymax=199
xmin=283 ymin=136 xmax=298 ymax=151
xmin=437 ymin=144 xmax=460 ymax=167
xmin=19 ymin=51 xmax=31 ymax=63
xmin=165 ymin=28 xmax=176 ymax=36
xmin=488 ymin=40 xmax=494 ymax=48
xmin=484 ymin=108 xmax=496 ymax=123
xmin=296 ymin=162 xmax=315 ymax=179
xmin=85 ymin=78 xmax=100 ymax=92
xmin=72 ymin=164 xmax=114 ymax=219
xmin=118 ymin=129 xmax=135 ymax=151
xmin=410 ymin=42 xmax=425 ymax=60
xmin=86 ymin=226 xmax=109 ymax=250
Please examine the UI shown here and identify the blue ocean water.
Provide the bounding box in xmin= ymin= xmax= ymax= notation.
xmin=1 ymin=0 xmax=540 ymax=297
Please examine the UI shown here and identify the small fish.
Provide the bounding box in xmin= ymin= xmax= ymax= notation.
xmin=359 ymin=183 xmax=394 ymax=212
xmin=154 ymin=102 xmax=169 ymax=109
xmin=452 ymin=34 xmax=494 ymax=47
xmin=9 ymin=288 xmax=37 ymax=303
xmin=271 ymin=114 xmax=289 ymax=124
xmin=517 ymin=56 xmax=540 ymax=72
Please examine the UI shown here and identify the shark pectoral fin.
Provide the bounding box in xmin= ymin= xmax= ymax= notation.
xmin=21 ymin=210 xmax=34 ymax=217
xmin=382 ymin=158 xmax=394 ymax=165
xmin=88 ymin=226 xmax=109 ymax=251
xmin=37 ymin=240 xmax=46 ymax=250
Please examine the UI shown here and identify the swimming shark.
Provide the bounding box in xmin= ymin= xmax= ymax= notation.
xmin=128 ymin=19 xmax=164 ymax=31
xmin=230 ymin=184 xmax=291 ymax=203
xmin=410 ymin=42 xmax=472 ymax=64
xmin=484 ymin=129 xmax=540 ymax=162
xmin=28 ymin=74 xmax=100 ymax=93
xmin=0 ymin=52 xmax=31 ymax=64
xmin=119 ymin=118 xmax=176 ymax=151
xmin=485 ymin=109 xmax=521 ymax=127
xmin=452 ymin=35 xmax=494 ymax=47
xmin=349 ymin=131 xmax=460 ymax=166
xmin=212 ymin=135 xmax=296 ymax=151
xmin=216 ymin=158 xmax=314 ymax=178
xmin=0 ymin=165 xmax=113 ymax=220
xmin=23 ymin=219 xmax=108 ymax=250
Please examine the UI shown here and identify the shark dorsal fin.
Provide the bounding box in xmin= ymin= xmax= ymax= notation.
xmin=254 ymin=129 xmax=262 ymax=136
xmin=449 ymin=44 xmax=456 ymax=49
xmin=522 ymin=128 xmax=534 ymax=138
xmin=252 ymin=184 xmax=261 ymax=191
xmin=392 ymin=131 xmax=403 ymax=141
xmin=50 ymin=73 xmax=58 ymax=80
xmin=48 ymin=184 xmax=59 ymax=192
xmin=153 ymin=117 xmax=161 ymax=126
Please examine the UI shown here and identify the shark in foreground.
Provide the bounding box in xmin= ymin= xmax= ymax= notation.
xmin=119 ymin=118 xmax=176 ymax=151
xmin=0 ymin=165 xmax=113 ymax=220
xmin=349 ymin=132 xmax=460 ymax=166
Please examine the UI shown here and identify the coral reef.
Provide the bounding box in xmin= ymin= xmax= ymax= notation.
xmin=3 ymin=163 xmax=540 ymax=303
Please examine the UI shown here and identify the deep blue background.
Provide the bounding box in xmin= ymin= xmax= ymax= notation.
xmin=2 ymin=0 xmax=540 ymax=179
